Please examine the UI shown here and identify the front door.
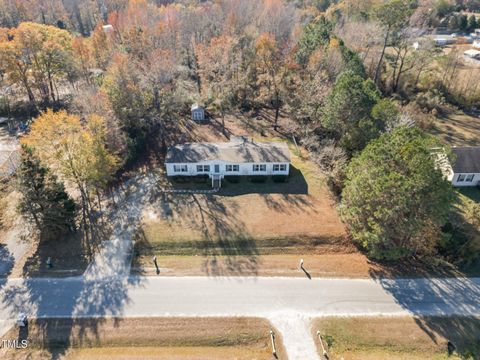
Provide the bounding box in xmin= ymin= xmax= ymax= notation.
xmin=214 ymin=164 xmax=220 ymax=173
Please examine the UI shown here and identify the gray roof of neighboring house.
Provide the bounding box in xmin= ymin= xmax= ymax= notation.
xmin=452 ymin=147 xmax=480 ymax=173
xmin=166 ymin=137 xmax=291 ymax=164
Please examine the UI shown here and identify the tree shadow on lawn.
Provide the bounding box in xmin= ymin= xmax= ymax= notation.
xmin=0 ymin=244 xmax=14 ymax=291
xmin=20 ymin=214 xmax=114 ymax=278
xmin=219 ymin=165 xmax=309 ymax=196
xmin=21 ymin=232 xmax=90 ymax=278
xmin=184 ymin=193 xmax=259 ymax=277
xmin=1 ymin=211 xmax=146 ymax=359
xmin=458 ymin=187 xmax=480 ymax=204
xmin=1 ymin=274 xmax=146 ymax=360
xmin=0 ymin=244 xmax=14 ymax=278
xmin=413 ymin=316 xmax=480 ymax=357
xmin=369 ymin=266 xmax=480 ymax=358
xmin=145 ymin=192 xmax=260 ymax=277
xmin=220 ymin=166 xmax=317 ymax=216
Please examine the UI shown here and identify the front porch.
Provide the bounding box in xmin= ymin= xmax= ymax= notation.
xmin=211 ymin=174 xmax=222 ymax=189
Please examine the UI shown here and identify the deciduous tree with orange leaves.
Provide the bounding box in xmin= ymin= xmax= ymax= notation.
xmin=22 ymin=109 xmax=119 ymax=256
xmin=255 ymin=32 xmax=292 ymax=128
xmin=0 ymin=22 xmax=74 ymax=105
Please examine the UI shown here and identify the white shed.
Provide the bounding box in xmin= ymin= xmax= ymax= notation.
xmin=102 ymin=24 xmax=114 ymax=33
xmin=191 ymin=103 xmax=205 ymax=121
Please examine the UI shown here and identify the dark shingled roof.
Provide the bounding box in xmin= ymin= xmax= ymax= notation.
xmin=166 ymin=138 xmax=290 ymax=164
xmin=452 ymin=147 xmax=480 ymax=173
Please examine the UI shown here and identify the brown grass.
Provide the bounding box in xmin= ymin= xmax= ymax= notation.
xmin=133 ymin=253 xmax=379 ymax=278
xmin=2 ymin=317 xmax=285 ymax=360
xmin=140 ymin=138 xmax=346 ymax=245
xmin=312 ymin=316 xmax=480 ymax=360
xmin=0 ymin=183 xmax=20 ymax=232
xmin=431 ymin=110 xmax=480 ymax=147
xmin=134 ymin=133 xmax=350 ymax=276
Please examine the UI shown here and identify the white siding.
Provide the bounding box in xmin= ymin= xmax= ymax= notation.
xmin=166 ymin=160 xmax=289 ymax=177
xmin=451 ymin=172 xmax=480 ymax=187
xmin=191 ymin=108 xmax=205 ymax=121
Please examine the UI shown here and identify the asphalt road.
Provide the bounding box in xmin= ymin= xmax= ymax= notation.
xmin=0 ymin=276 xmax=479 ymax=359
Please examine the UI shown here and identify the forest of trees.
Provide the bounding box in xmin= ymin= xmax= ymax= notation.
xmin=1 ymin=0 xmax=479 ymax=262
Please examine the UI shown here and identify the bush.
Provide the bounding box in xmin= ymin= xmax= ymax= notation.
xmin=172 ymin=176 xmax=189 ymax=183
xmin=272 ymin=175 xmax=288 ymax=183
xmin=415 ymin=89 xmax=446 ymax=114
xmin=249 ymin=175 xmax=268 ymax=183
xmin=192 ymin=174 xmax=209 ymax=183
xmin=225 ymin=175 xmax=241 ymax=183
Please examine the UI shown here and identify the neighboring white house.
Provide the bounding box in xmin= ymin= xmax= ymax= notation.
xmin=434 ymin=37 xmax=455 ymax=46
xmin=165 ymin=136 xmax=291 ymax=188
xmin=464 ymin=49 xmax=480 ymax=59
xmin=440 ymin=147 xmax=480 ymax=187
xmin=191 ymin=103 xmax=205 ymax=121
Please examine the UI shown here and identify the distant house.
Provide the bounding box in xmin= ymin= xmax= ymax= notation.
xmin=464 ymin=49 xmax=480 ymax=59
xmin=191 ymin=103 xmax=205 ymax=121
xmin=434 ymin=37 xmax=455 ymax=46
xmin=165 ymin=136 xmax=290 ymax=188
xmin=442 ymin=147 xmax=480 ymax=187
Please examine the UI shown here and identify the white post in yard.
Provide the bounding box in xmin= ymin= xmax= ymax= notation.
xmin=270 ymin=329 xmax=277 ymax=357
xmin=316 ymin=330 xmax=328 ymax=358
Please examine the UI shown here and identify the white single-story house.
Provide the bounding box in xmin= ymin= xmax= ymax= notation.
xmin=191 ymin=103 xmax=205 ymax=121
xmin=165 ymin=136 xmax=291 ymax=188
xmin=434 ymin=37 xmax=455 ymax=46
xmin=441 ymin=147 xmax=480 ymax=187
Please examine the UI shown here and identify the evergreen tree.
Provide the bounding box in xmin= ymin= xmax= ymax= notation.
xmin=468 ymin=15 xmax=477 ymax=32
xmin=321 ymin=71 xmax=381 ymax=152
xmin=295 ymin=16 xmax=333 ymax=67
xmin=18 ymin=145 xmax=76 ymax=240
xmin=459 ymin=14 xmax=468 ymax=31
xmin=340 ymin=127 xmax=454 ymax=260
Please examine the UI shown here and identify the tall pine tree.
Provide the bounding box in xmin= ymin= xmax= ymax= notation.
xmin=18 ymin=145 xmax=76 ymax=241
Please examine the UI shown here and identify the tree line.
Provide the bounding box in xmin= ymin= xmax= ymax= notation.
xmin=1 ymin=0 xmax=476 ymax=264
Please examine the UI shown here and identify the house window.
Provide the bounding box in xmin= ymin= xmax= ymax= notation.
xmin=196 ymin=165 xmax=210 ymax=173
xmin=273 ymin=164 xmax=287 ymax=172
xmin=457 ymin=174 xmax=466 ymax=182
xmin=253 ymin=164 xmax=266 ymax=172
xmin=466 ymin=174 xmax=475 ymax=182
xmin=174 ymin=164 xmax=188 ymax=173
xmin=226 ymin=164 xmax=239 ymax=172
